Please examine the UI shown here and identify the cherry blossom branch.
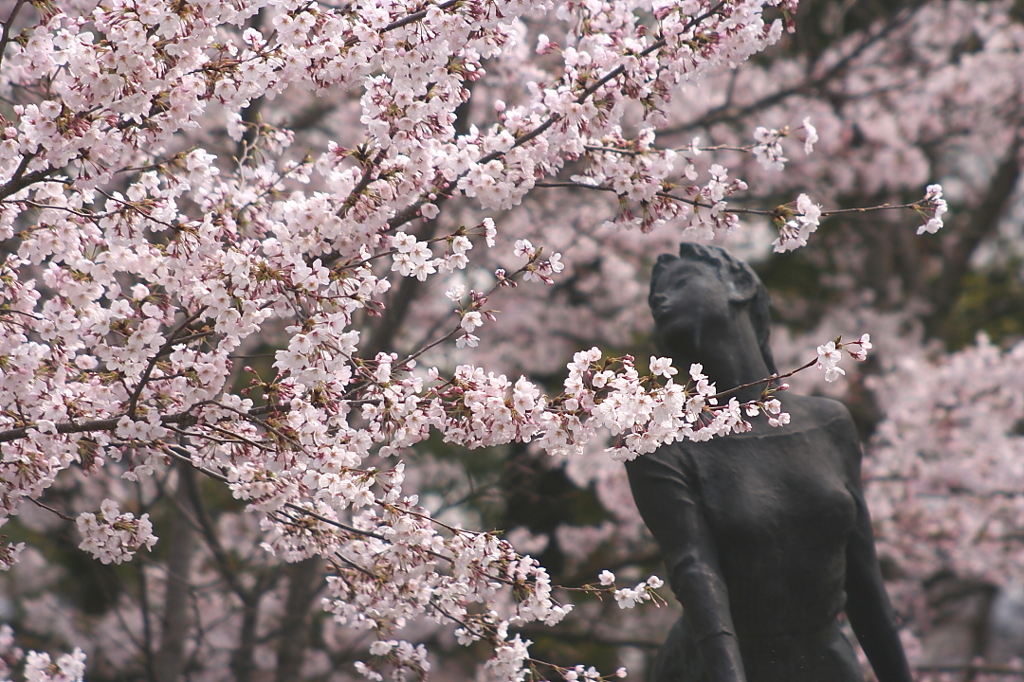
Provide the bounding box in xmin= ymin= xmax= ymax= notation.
xmin=338 ymin=149 xmax=387 ymax=219
xmin=536 ymin=179 xmax=931 ymax=218
xmin=480 ymin=3 xmax=726 ymax=162
xmin=709 ymin=358 xmax=816 ymax=401
xmin=97 ymin=188 xmax=179 ymax=231
xmin=334 ymin=226 xmax=475 ymax=272
xmin=0 ymin=412 xmax=193 ymax=443
xmin=178 ymin=463 xmax=254 ymax=600
xmin=164 ymin=447 xmax=398 ymax=548
xmin=391 ymin=262 xmax=532 ymax=372
xmin=688 ymin=334 xmax=871 ymax=409
xmin=5 ymin=199 xmax=114 ymax=221
xmin=374 ymin=0 xmax=461 ymax=35
xmin=126 ymin=306 xmax=210 ymax=418
xmin=0 ymin=307 xmax=42 ymax=321
xmin=29 ymin=497 xmax=74 ymax=522
xmin=523 ymin=657 xmax=629 ymax=682
xmin=0 ymin=162 xmax=56 ymax=201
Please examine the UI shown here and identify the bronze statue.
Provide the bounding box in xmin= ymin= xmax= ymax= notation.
xmin=625 ymin=243 xmax=913 ymax=682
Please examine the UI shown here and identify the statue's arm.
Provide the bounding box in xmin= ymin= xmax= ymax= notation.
xmin=626 ymin=453 xmax=746 ymax=682
xmin=841 ymin=434 xmax=914 ymax=682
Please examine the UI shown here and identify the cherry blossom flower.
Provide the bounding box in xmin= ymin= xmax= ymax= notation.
xmin=798 ymin=117 xmax=818 ymax=154
xmin=815 ymin=341 xmax=847 ymax=383
xmin=772 ymin=193 xmax=823 ymax=252
xmin=650 ymin=356 xmax=678 ymax=378
xmin=76 ymin=500 xmax=157 ymax=565
xmin=752 ymin=126 xmax=789 ymax=171
xmin=917 ymin=184 xmax=948 ymax=235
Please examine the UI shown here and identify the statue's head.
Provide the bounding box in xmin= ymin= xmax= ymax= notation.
xmin=649 ymin=243 xmax=777 ymax=375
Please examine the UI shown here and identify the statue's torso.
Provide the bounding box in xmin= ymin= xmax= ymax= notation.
xmin=683 ymin=395 xmax=859 ymax=636
xmin=630 ymin=394 xmax=863 ymax=635
xmin=631 ymin=395 xmax=867 ymax=681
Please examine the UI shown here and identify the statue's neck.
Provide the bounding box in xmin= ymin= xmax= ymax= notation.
xmin=667 ymin=312 xmax=772 ymax=403
xmin=700 ymin=345 xmax=771 ymax=403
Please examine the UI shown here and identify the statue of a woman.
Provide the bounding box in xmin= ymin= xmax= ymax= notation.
xmin=626 ymin=243 xmax=913 ymax=682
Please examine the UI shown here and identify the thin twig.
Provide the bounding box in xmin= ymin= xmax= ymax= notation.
xmin=29 ymin=497 xmax=74 ymax=521
xmin=710 ymin=357 xmax=817 ymax=401
xmin=536 ymin=179 xmax=920 ymax=219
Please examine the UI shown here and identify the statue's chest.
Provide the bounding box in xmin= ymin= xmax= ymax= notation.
xmin=689 ymin=429 xmax=857 ymax=549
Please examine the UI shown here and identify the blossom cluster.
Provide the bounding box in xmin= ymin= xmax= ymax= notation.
xmin=772 ymin=193 xmax=822 ymax=252
xmin=0 ymin=624 xmax=86 ymax=682
xmin=419 ymin=349 xmax=762 ymax=464
xmin=752 ymin=126 xmax=789 ymax=171
xmin=916 ymin=184 xmax=948 ymax=235
xmin=815 ymin=333 xmax=872 ymax=383
xmin=596 ymin=570 xmax=666 ymax=609
xmin=75 ymin=499 xmax=158 ymax=565
xmin=0 ymin=518 xmax=24 ymax=572
xmin=751 ymin=117 xmax=818 ymax=172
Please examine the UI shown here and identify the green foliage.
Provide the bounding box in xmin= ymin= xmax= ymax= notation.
xmin=941 ymin=263 xmax=1024 ymax=350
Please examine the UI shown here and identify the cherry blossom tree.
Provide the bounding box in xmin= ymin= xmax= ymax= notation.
xmin=0 ymin=0 xmax=1000 ymax=680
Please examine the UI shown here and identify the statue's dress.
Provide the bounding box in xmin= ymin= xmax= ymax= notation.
xmin=625 ymin=395 xmax=895 ymax=682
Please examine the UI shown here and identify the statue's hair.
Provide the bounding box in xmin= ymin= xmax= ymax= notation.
xmin=650 ymin=242 xmax=778 ymax=375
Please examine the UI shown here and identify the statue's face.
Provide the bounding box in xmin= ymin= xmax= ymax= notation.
xmin=649 ymin=257 xmax=734 ymax=357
